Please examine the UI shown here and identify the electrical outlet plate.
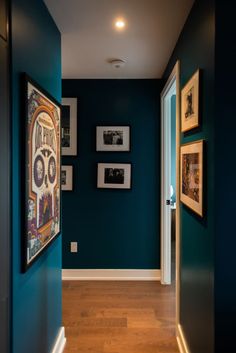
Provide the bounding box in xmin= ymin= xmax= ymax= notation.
xmin=70 ymin=242 xmax=78 ymax=253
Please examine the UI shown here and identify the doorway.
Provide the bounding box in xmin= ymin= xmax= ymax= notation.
xmin=160 ymin=60 xmax=180 ymax=332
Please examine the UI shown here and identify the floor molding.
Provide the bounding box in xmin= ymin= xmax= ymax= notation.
xmin=177 ymin=324 xmax=190 ymax=353
xmin=51 ymin=327 xmax=66 ymax=353
xmin=62 ymin=269 xmax=161 ymax=281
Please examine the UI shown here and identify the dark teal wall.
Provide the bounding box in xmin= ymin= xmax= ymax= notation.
xmin=163 ymin=1 xmax=215 ymax=352
xmin=11 ymin=1 xmax=62 ymax=352
xmin=215 ymin=2 xmax=236 ymax=352
xmin=62 ymin=79 xmax=162 ymax=269
xmin=171 ymin=95 xmax=176 ymax=204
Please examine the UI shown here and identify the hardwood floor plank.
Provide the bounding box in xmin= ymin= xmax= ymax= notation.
xmin=63 ymin=281 xmax=178 ymax=353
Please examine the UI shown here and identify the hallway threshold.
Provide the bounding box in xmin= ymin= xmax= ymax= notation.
xmin=63 ymin=280 xmax=178 ymax=353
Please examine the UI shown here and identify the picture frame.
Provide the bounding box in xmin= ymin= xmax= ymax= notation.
xmin=96 ymin=126 xmax=130 ymax=152
xmin=97 ymin=163 xmax=132 ymax=189
xmin=22 ymin=74 xmax=61 ymax=271
xmin=180 ymin=140 xmax=204 ymax=217
xmin=61 ymin=97 xmax=77 ymax=155
xmin=61 ymin=166 xmax=73 ymax=191
xmin=181 ymin=69 xmax=200 ymax=132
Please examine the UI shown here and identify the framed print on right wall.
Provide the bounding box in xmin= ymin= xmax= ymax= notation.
xmin=181 ymin=69 xmax=200 ymax=132
xmin=180 ymin=140 xmax=204 ymax=217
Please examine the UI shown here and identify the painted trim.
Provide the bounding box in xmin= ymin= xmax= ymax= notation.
xmin=62 ymin=269 xmax=161 ymax=281
xmin=161 ymin=70 xmax=176 ymax=285
xmin=51 ymin=327 xmax=66 ymax=353
xmin=176 ymin=324 xmax=190 ymax=353
xmin=161 ymin=60 xmax=181 ymax=338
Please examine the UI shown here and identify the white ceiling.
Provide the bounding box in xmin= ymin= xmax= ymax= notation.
xmin=44 ymin=0 xmax=194 ymax=79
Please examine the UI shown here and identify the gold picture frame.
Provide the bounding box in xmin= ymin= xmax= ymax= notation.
xmin=180 ymin=140 xmax=203 ymax=217
xmin=181 ymin=69 xmax=200 ymax=132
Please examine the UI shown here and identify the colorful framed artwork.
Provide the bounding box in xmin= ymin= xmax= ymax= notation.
xmin=96 ymin=126 xmax=130 ymax=152
xmin=61 ymin=166 xmax=73 ymax=191
xmin=23 ymin=74 xmax=61 ymax=271
xmin=61 ymin=97 xmax=77 ymax=155
xmin=97 ymin=163 xmax=132 ymax=189
xmin=181 ymin=69 xmax=200 ymax=132
xmin=180 ymin=140 xmax=204 ymax=217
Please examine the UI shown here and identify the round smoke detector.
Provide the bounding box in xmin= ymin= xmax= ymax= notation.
xmin=110 ymin=59 xmax=126 ymax=69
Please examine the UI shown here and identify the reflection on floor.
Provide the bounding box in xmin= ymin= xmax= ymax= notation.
xmin=63 ymin=280 xmax=178 ymax=353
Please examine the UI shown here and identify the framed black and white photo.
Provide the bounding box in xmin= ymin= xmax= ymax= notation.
xmin=61 ymin=166 xmax=73 ymax=191
xmin=97 ymin=163 xmax=131 ymax=189
xmin=181 ymin=69 xmax=200 ymax=132
xmin=96 ymin=126 xmax=130 ymax=152
xmin=61 ymin=98 xmax=77 ymax=155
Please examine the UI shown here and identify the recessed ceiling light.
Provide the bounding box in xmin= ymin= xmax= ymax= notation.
xmin=115 ymin=18 xmax=126 ymax=30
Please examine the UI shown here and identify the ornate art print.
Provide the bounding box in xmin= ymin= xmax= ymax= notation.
xmin=181 ymin=69 xmax=200 ymax=132
xmin=23 ymin=75 xmax=61 ymax=271
xmin=180 ymin=140 xmax=203 ymax=217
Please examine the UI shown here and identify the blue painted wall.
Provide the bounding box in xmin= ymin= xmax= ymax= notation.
xmin=62 ymin=79 xmax=162 ymax=269
xmin=11 ymin=1 xmax=62 ymax=352
xmin=163 ymin=1 xmax=215 ymax=352
xmin=215 ymin=2 xmax=236 ymax=352
xmin=171 ymin=95 xmax=176 ymax=204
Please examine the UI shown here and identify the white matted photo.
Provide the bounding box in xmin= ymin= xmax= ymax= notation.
xmin=181 ymin=69 xmax=200 ymax=132
xmin=61 ymin=166 xmax=73 ymax=191
xmin=180 ymin=140 xmax=203 ymax=217
xmin=61 ymin=98 xmax=77 ymax=155
xmin=96 ymin=126 xmax=130 ymax=151
xmin=97 ymin=163 xmax=131 ymax=189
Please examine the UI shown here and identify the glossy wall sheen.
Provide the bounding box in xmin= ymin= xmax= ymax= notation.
xmin=215 ymin=1 xmax=236 ymax=352
xmin=11 ymin=1 xmax=62 ymax=352
xmin=62 ymin=79 xmax=162 ymax=269
xmin=163 ymin=1 xmax=215 ymax=352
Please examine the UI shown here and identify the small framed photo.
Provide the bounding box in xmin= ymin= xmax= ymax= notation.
xmin=61 ymin=98 xmax=77 ymax=155
xmin=97 ymin=163 xmax=131 ymax=189
xmin=180 ymin=140 xmax=204 ymax=217
xmin=61 ymin=166 xmax=73 ymax=191
xmin=181 ymin=69 xmax=200 ymax=132
xmin=96 ymin=126 xmax=130 ymax=152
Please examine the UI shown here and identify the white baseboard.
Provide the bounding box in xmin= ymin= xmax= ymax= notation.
xmin=177 ymin=324 xmax=190 ymax=353
xmin=51 ymin=327 xmax=66 ymax=353
xmin=62 ymin=269 xmax=161 ymax=281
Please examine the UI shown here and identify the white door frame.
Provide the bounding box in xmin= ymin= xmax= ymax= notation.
xmin=161 ymin=75 xmax=176 ymax=285
xmin=160 ymin=61 xmax=181 ymax=325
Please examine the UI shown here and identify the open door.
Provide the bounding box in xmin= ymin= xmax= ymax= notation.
xmin=160 ymin=60 xmax=181 ymax=344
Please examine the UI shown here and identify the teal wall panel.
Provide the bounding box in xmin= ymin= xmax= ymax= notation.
xmin=163 ymin=1 xmax=215 ymax=352
xmin=171 ymin=95 xmax=176 ymax=204
xmin=11 ymin=1 xmax=62 ymax=352
xmin=215 ymin=1 xmax=236 ymax=352
xmin=62 ymin=79 xmax=162 ymax=269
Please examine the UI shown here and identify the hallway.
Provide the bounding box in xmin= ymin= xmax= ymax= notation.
xmin=63 ymin=281 xmax=178 ymax=353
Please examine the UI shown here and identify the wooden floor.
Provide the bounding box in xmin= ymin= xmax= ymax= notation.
xmin=63 ymin=280 xmax=178 ymax=353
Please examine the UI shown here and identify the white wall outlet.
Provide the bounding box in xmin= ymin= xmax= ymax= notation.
xmin=70 ymin=242 xmax=78 ymax=253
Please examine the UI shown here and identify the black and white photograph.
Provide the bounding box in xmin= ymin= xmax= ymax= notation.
xmin=97 ymin=163 xmax=131 ymax=189
xmin=62 ymin=98 xmax=77 ymax=155
xmin=181 ymin=69 xmax=200 ymax=132
xmin=61 ymin=170 xmax=67 ymax=186
xmin=103 ymin=130 xmax=123 ymax=145
xmin=96 ymin=126 xmax=130 ymax=151
xmin=61 ymin=166 xmax=73 ymax=191
xmin=104 ymin=168 xmax=124 ymax=184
